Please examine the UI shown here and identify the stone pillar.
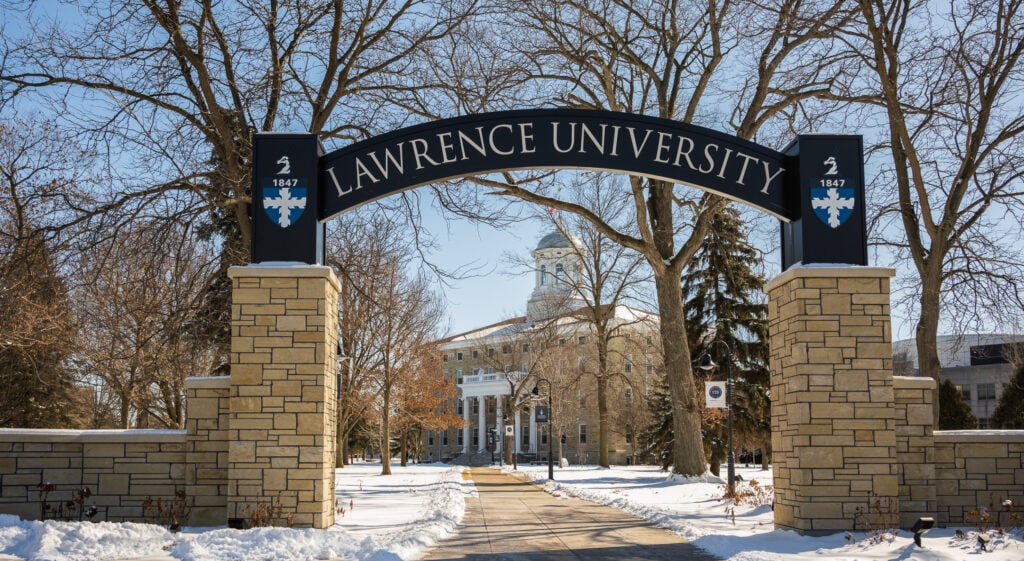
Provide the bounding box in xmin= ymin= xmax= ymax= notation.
xmin=529 ymin=406 xmax=537 ymax=454
xmin=496 ymin=396 xmax=504 ymax=454
xmin=893 ymin=376 xmax=936 ymax=528
xmin=766 ymin=267 xmax=898 ymax=534
xmin=228 ymin=265 xmax=339 ymax=529
xmin=477 ymin=397 xmax=486 ymax=452
xmin=514 ymin=409 xmax=522 ymax=453
xmin=461 ymin=397 xmax=470 ymax=454
xmin=184 ymin=376 xmax=230 ymax=526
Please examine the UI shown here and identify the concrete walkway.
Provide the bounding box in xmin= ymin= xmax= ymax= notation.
xmin=422 ymin=467 xmax=721 ymax=561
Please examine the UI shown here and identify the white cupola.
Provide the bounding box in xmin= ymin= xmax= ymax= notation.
xmin=526 ymin=230 xmax=586 ymax=321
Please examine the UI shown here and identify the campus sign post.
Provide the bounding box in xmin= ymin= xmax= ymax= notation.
xmin=240 ymin=109 xmax=895 ymax=534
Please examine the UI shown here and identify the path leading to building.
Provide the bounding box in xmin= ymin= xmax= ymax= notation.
xmin=422 ymin=467 xmax=721 ymax=561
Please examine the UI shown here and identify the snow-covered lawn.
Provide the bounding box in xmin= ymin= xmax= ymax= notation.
xmin=510 ymin=463 xmax=1024 ymax=561
xmin=1 ymin=461 xmax=1022 ymax=561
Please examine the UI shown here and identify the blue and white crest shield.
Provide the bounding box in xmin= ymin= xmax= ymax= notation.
xmin=810 ymin=186 xmax=855 ymax=229
xmin=263 ymin=187 xmax=307 ymax=228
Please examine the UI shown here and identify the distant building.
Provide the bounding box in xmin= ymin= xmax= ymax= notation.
xmin=893 ymin=334 xmax=1023 ymax=427
xmin=424 ymin=231 xmax=661 ymax=465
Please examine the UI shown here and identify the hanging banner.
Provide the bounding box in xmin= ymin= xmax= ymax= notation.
xmin=535 ymin=405 xmax=549 ymax=423
xmin=706 ymin=382 xmax=727 ymax=409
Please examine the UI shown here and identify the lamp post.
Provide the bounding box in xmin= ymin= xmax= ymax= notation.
xmin=531 ymin=379 xmax=554 ymax=481
xmin=697 ymin=340 xmax=734 ymax=496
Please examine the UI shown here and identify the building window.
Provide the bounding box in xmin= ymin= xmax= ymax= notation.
xmin=579 ymin=391 xmax=587 ymax=410
xmin=472 ymin=349 xmax=479 ymax=358
xmin=579 ymin=424 xmax=587 ymax=444
xmin=625 ymin=355 xmax=633 ymax=373
xmin=473 ymin=398 xmax=480 ymax=414
xmin=428 ymin=431 xmax=434 ymax=446
xmin=541 ymin=430 xmax=548 ymax=445
xmin=978 ymin=383 xmax=997 ymax=400
xmin=457 ymin=399 xmax=464 ymax=415
xmin=625 ymin=387 xmax=633 ymax=401
xmin=487 ymin=367 xmax=495 ymax=374
xmin=646 ymin=336 xmax=653 ymax=346
xmin=443 ymin=353 xmax=448 ymax=362
xmin=577 ymin=336 xmax=586 ymax=345
xmin=578 ymin=357 xmax=585 ymax=372
xmin=473 ymin=432 xmax=479 ymax=446
xmin=488 ymin=348 xmax=495 ymax=358
xmin=555 ymin=263 xmax=564 ymax=284
xmin=456 ymin=352 xmax=463 ymax=361
xmin=522 ymin=343 xmax=530 ymax=353
xmin=457 ymin=430 xmax=464 ymax=446
xmin=522 ymin=431 xmax=529 ymax=446
xmin=521 ymin=363 xmax=528 ymax=373
xmin=442 ymin=431 xmax=449 ymax=446
xmin=456 ymin=369 xmax=463 ymax=384
xmin=540 ymin=265 xmax=547 ymax=285
xmin=646 ymin=356 xmax=654 ymax=376
xmin=559 ymin=338 xmax=567 ymax=346
xmin=502 ymin=344 xmax=512 ymax=354
xmin=626 ymin=424 xmax=633 ymax=444
xmin=959 ymin=385 xmax=971 ymax=401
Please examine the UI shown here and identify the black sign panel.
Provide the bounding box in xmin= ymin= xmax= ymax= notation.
xmin=246 ymin=112 xmax=867 ymax=271
xmin=318 ymin=109 xmax=792 ymax=221
xmin=535 ymin=405 xmax=549 ymax=424
xmin=781 ymin=135 xmax=867 ymax=268
xmin=251 ymin=133 xmax=325 ymax=264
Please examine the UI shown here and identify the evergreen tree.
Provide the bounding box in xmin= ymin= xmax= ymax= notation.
xmin=938 ymin=379 xmax=978 ymax=430
xmin=0 ymin=231 xmax=82 ymax=428
xmin=991 ymin=364 xmax=1024 ymax=429
xmin=682 ymin=206 xmax=771 ymax=472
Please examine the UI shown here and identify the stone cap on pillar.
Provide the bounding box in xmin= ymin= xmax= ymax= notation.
xmin=766 ymin=265 xmax=895 ymax=292
xmin=228 ymin=263 xmax=340 ymax=291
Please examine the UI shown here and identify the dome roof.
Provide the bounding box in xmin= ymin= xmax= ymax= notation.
xmin=536 ymin=231 xmax=572 ymax=251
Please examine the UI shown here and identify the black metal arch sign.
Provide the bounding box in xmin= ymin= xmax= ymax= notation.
xmin=250 ymin=109 xmax=866 ymax=269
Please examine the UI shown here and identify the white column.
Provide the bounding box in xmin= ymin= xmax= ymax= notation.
xmin=462 ymin=396 xmax=470 ymax=454
xmin=477 ymin=396 xmax=486 ymax=452
xmin=514 ymin=409 xmax=522 ymax=454
xmin=495 ymin=395 xmax=503 ymax=454
xmin=529 ymin=406 xmax=537 ymax=453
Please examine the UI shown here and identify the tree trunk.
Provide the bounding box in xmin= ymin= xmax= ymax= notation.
xmin=381 ymin=389 xmax=392 ymax=475
xmin=654 ymin=272 xmax=707 ymax=476
xmin=597 ymin=372 xmax=609 ymax=468
xmin=916 ymin=271 xmax=943 ymax=427
xmin=400 ymin=427 xmax=409 ymax=467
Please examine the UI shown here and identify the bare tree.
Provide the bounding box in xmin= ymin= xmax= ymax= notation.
xmin=464 ymin=0 xmax=857 ymax=475
xmin=1 ymin=0 xmax=478 ymax=360
xmin=850 ymin=0 xmax=1024 ymax=423
xmin=74 ymin=219 xmax=219 ymax=428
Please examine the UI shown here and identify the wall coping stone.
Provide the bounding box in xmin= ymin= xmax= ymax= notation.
xmin=893 ymin=376 xmax=936 ymax=390
xmin=0 ymin=428 xmax=186 ymax=443
xmin=765 ymin=265 xmax=896 ymax=292
xmin=227 ymin=264 xmax=340 ymax=291
xmin=185 ymin=375 xmax=230 ymax=389
xmin=935 ymin=430 xmax=1024 ymax=443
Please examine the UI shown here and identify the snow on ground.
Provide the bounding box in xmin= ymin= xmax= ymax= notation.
xmin=0 ymin=462 xmax=472 ymax=561
xmin=2 ymin=461 xmax=1022 ymax=561
xmin=509 ymin=463 xmax=1024 ymax=561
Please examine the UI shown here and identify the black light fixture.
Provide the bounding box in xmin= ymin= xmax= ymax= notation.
xmin=911 ymin=516 xmax=934 ymax=547
xmin=531 ymin=379 xmax=554 ymax=481
xmin=696 ymin=340 xmax=734 ymax=496
xmin=977 ymin=533 xmax=991 ymax=552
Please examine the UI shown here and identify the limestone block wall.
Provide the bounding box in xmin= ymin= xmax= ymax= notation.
xmin=0 ymin=376 xmax=230 ymax=525
xmin=766 ymin=266 xmax=899 ymax=534
xmin=227 ymin=266 xmax=339 ymax=529
xmin=0 ymin=429 xmax=186 ymax=522
xmin=183 ymin=376 xmax=230 ymax=526
xmin=892 ymin=376 xmax=936 ymax=528
xmin=932 ymin=431 xmax=1024 ymax=526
